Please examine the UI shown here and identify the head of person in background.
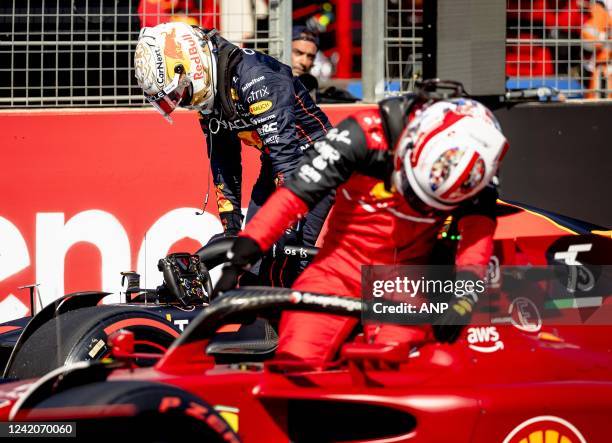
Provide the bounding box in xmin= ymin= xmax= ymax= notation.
xmin=291 ymin=26 xmax=319 ymax=77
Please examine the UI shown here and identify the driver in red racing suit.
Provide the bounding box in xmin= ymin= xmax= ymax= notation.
xmin=215 ymin=88 xmax=509 ymax=362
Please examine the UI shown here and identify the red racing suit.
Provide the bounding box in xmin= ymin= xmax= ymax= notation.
xmin=241 ymin=107 xmax=498 ymax=362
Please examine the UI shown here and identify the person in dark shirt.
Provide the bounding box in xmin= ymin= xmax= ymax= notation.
xmin=134 ymin=22 xmax=334 ymax=283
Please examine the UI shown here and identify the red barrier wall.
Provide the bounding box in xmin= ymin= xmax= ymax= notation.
xmin=0 ymin=105 xmax=373 ymax=320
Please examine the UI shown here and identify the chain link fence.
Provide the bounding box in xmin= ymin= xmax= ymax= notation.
xmin=506 ymin=0 xmax=611 ymax=99
xmin=384 ymin=0 xmax=423 ymax=95
xmin=370 ymin=0 xmax=610 ymax=99
xmin=0 ymin=0 xmax=290 ymax=107
xmin=1 ymin=1 xmax=610 ymax=107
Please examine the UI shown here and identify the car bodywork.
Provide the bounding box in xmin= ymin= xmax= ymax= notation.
xmin=0 ymin=201 xmax=609 ymax=442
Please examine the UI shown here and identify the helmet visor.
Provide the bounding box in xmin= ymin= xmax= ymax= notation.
xmin=145 ymin=69 xmax=188 ymax=123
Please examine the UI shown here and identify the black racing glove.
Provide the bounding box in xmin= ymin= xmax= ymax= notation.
xmin=219 ymin=211 xmax=244 ymax=237
xmin=432 ymin=271 xmax=483 ymax=343
xmin=212 ymin=236 xmax=263 ymax=299
xmin=432 ymin=295 xmax=477 ymax=343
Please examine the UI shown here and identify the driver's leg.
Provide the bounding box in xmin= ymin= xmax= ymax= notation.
xmin=276 ymin=312 xmax=358 ymax=362
xmin=275 ymin=264 xmax=358 ymax=362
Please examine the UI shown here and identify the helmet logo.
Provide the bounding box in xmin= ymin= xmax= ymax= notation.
xmin=429 ymin=148 xmax=464 ymax=191
xmin=163 ymin=28 xmax=184 ymax=61
xmin=136 ymin=22 xmax=216 ymax=116
xmin=153 ymin=48 xmax=164 ymax=86
xmin=182 ymin=32 xmax=207 ymax=81
xmin=134 ymin=41 xmax=161 ymax=94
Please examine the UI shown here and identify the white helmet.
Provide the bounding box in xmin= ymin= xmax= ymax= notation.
xmin=392 ymin=98 xmax=508 ymax=212
xmin=134 ymin=22 xmax=217 ymax=122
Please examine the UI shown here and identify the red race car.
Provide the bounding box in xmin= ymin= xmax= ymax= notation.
xmin=0 ymin=201 xmax=610 ymax=443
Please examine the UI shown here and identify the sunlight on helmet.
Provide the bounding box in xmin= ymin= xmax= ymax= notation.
xmin=393 ymin=99 xmax=508 ymax=212
xmin=134 ymin=22 xmax=217 ymax=123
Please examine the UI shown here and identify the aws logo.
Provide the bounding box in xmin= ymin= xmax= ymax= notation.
xmin=249 ymin=100 xmax=272 ymax=115
xmin=466 ymin=326 xmax=504 ymax=353
xmin=503 ymin=416 xmax=586 ymax=443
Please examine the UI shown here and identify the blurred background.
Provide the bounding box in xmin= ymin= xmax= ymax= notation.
xmin=0 ymin=0 xmax=610 ymax=107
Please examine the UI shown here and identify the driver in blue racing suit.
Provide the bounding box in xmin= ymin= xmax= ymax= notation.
xmin=134 ymin=22 xmax=333 ymax=281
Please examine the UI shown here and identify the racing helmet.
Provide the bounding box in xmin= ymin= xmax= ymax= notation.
xmin=134 ymin=22 xmax=217 ymax=122
xmin=392 ymin=98 xmax=508 ymax=212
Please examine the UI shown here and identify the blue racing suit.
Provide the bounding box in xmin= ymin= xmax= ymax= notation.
xmin=199 ymin=33 xmax=332 ymax=280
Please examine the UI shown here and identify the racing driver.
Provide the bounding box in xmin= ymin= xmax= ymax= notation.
xmin=134 ymin=22 xmax=333 ymax=281
xmin=215 ymin=81 xmax=509 ymax=363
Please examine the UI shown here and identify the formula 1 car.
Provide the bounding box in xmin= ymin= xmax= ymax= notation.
xmin=0 ymin=201 xmax=610 ymax=443
xmin=0 ymin=239 xmax=289 ymax=379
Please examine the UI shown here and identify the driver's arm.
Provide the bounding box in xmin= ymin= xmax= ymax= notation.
xmin=432 ymin=183 xmax=497 ymax=343
xmin=243 ymin=117 xmax=369 ymax=252
xmin=202 ymin=121 xmax=244 ymax=236
xmin=454 ymin=183 xmax=498 ymax=269
xmin=212 ymin=116 xmax=370 ymax=297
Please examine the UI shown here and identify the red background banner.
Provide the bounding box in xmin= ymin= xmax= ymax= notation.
xmin=0 ymin=105 xmax=372 ymax=321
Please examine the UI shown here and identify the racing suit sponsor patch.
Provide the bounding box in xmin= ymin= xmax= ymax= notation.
xmin=297 ymin=164 xmax=322 ymax=183
xmin=311 ymin=140 xmax=341 ymax=170
xmin=249 ymin=100 xmax=273 ymax=115
xmin=314 ymin=140 xmax=341 ymax=163
xmin=208 ymin=116 xmax=252 ymax=133
xmin=241 ymin=75 xmax=265 ymax=92
xmin=252 ymin=114 xmax=276 ymax=124
xmin=326 ymin=128 xmax=352 ymax=145
xmin=257 ymin=122 xmax=278 ymax=135
xmin=247 ymin=86 xmax=270 ymax=103
xmin=263 ymin=135 xmax=279 ymax=145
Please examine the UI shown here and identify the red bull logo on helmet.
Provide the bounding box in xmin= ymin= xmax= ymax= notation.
xmin=163 ymin=28 xmax=184 ymax=60
xmin=182 ymin=33 xmax=205 ymax=81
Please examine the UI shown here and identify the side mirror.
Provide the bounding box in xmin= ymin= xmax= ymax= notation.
xmin=108 ymin=329 xmax=135 ymax=358
xmin=108 ymin=329 xmax=163 ymax=364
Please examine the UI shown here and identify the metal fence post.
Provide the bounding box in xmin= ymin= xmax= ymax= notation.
xmin=269 ymin=0 xmax=292 ymax=65
xmin=362 ymin=0 xmax=385 ymax=102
